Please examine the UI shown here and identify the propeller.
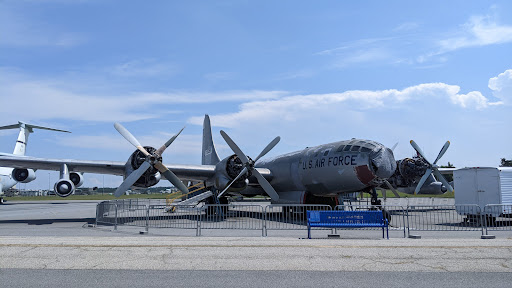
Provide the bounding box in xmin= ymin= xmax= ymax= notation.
xmin=383 ymin=179 xmax=400 ymax=198
xmin=391 ymin=142 xmax=398 ymax=152
xmin=113 ymin=123 xmax=189 ymax=197
xmin=218 ymin=130 xmax=280 ymax=201
xmin=410 ymin=140 xmax=453 ymax=194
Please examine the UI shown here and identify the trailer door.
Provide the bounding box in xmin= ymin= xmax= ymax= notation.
xmin=476 ymin=168 xmax=500 ymax=207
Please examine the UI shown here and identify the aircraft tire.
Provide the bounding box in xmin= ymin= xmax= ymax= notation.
xmin=0 ymin=197 xmax=4 ymax=204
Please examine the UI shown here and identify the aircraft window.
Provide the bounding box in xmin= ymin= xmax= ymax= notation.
xmin=343 ymin=145 xmax=352 ymax=151
xmin=360 ymin=147 xmax=372 ymax=153
xmin=350 ymin=145 xmax=360 ymax=151
xmin=324 ymin=150 xmax=330 ymax=156
xmin=337 ymin=145 xmax=345 ymax=152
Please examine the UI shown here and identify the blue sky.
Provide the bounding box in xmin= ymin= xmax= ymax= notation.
xmin=1 ymin=1 xmax=511 ymax=190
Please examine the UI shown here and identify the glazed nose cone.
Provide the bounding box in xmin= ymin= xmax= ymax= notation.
xmin=370 ymin=147 xmax=397 ymax=179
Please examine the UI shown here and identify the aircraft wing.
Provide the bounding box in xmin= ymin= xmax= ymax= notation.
xmin=0 ymin=154 xmax=217 ymax=181
xmin=0 ymin=154 xmax=126 ymax=175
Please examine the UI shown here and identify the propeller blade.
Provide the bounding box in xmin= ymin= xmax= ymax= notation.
xmin=433 ymin=169 xmax=454 ymax=193
xmin=384 ymin=180 xmax=400 ymax=198
xmin=114 ymin=161 xmax=151 ymax=197
xmin=414 ymin=168 xmax=432 ymax=195
xmin=391 ymin=142 xmax=398 ymax=152
xmin=155 ymin=127 xmax=185 ymax=156
xmin=220 ymin=130 xmax=249 ymax=164
xmin=410 ymin=140 xmax=430 ymax=165
xmin=114 ymin=123 xmax=150 ymax=156
xmin=252 ymin=169 xmax=280 ymax=201
xmin=217 ymin=167 xmax=248 ymax=199
xmin=254 ymin=136 xmax=281 ymax=163
xmin=433 ymin=141 xmax=450 ymax=165
xmin=153 ymin=162 xmax=189 ymax=194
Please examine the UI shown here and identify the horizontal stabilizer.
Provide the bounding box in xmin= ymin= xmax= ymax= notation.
xmin=0 ymin=121 xmax=70 ymax=133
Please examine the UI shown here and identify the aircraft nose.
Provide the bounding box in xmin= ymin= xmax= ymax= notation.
xmin=370 ymin=147 xmax=397 ymax=179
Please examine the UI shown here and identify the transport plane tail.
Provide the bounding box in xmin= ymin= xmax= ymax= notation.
xmin=0 ymin=121 xmax=70 ymax=156
xmin=202 ymin=115 xmax=220 ymax=165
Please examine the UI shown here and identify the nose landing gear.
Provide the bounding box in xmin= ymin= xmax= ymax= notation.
xmin=370 ymin=187 xmax=391 ymax=223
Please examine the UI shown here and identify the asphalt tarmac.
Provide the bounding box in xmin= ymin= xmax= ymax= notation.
xmin=1 ymin=200 xmax=512 ymax=287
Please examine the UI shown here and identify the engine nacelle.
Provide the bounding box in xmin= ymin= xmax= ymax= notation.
xmin=269 ymin=191 xmax=306 ymax=204
xmin=12 ymin=168 xmax=36 ymax=183
xmin=398 ymin=157 xmax=428 ymax=180
xmin=54 ymin=179 xmax=75 ymax=197
xmin=124 ymin=146 xmax=161 ymax=188
xmin=210 ymin=155 xmax=249 ymax=192
xmin=69 ymin=172 xmax=84 ymax=187
xmin=416 ymin=182 xmax=447 ymax=195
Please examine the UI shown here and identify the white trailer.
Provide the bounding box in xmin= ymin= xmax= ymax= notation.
xmin=454 ymin=167 xmax=512 ymax=220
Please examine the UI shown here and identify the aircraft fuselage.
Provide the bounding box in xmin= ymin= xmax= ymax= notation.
xmin=252 ymin=139 xmax=397 ymax=198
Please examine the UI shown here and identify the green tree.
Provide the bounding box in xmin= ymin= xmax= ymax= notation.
xmin=500 ymin=158 xmax=512 ymax=167
xmin=440 ymin=162 xmax=455 ymax=182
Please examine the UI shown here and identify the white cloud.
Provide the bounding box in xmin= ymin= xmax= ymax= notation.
xmin=0 ymin=71 xmax=155 ymax=122
xmin=450 ymin=91 xmax=492 ymax=110
xmin=190 ymin=82 xmax=496 ymax=129
xmin=488 ymin=69 xmax=512 ymax=104
xmin=0 ymin=68 xmax=288 ymax=122
xmin=109 ymin=59 xmax=178 ymax=78
xmin=137 ymin=90 xmax=287 ymax=104
xmin=438 ymin=13 xmax=512 ymax=54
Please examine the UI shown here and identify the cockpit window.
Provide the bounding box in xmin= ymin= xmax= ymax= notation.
xmin=337 ymin=145 xmax=345 ymax=152
xmin=361 ymin=147 xmax=372 ymax=153
xmin=323 ymin=150 xmax=330 ymax=156
xmin=343 ymin=145 xmax=352 ymax=151
xmin=350 ymin=145 xmax=360 ymax=151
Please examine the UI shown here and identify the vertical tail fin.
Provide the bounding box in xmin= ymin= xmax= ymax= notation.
xmin=202 ymin=115 xmax=220 ymax=165
xmin=0 ymin=121 xmax=70 ymax=156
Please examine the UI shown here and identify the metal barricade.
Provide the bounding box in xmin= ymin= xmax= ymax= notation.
xmin=147 ymin=204 xmax=200 ymax=230
xmin=95 ymin=201 xmax=118 ymax=229
xmin=95 ymin=200 xmax=509 ymax=238
xmin=264 ymin=204 xmax=332 ymax=236
xmin=198 ymin=204 xmax=264 ymax=236
xmin=483 ymin=205 xmax=512 ymax=233
xmin=335 ymin=205 xmax=407 ymax=238
xmin=406 ymin=205 xmax=484 ymax=236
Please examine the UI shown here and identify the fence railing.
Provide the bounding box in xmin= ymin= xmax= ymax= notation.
xmin=483 ymin=205 xmax=512 ymax=234
xmin=95 ymin=200 xmax=512 ymax=238
xmin=335 ymin=205 xmax=407 ymax=238
xmin=406 ymin=205 xmax=484 ymax=235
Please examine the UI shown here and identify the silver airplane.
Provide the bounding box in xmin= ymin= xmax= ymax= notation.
xmin=0 ymin=122 xmax=71 ymax=203
xmin=0 ymin=115 xmax=453 ymax=208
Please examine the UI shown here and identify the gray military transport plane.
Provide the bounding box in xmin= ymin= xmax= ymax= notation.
xmin=0 ymin=115 xmax=453 ymax=210
xmin=0 ymin=122 xmax=71 ymax=204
